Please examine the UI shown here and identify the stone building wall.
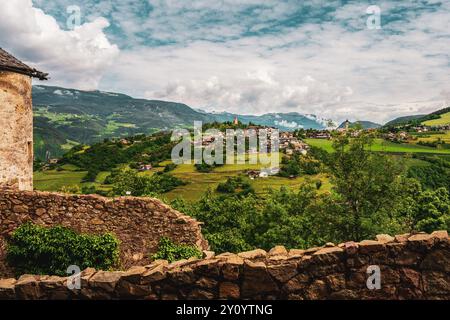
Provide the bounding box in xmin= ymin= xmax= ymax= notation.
xmin=0 ymin=231 xmax=448 ymax=300
xmin=0 ymin=71 xmax=33 ymax=191
xmin=0 ymin=189 xmax=209 ymax=277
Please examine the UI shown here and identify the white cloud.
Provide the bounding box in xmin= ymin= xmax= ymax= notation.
xmin=94 ymin=1 xmax=450 ymax=124
xmin=0 ymin=0 xmax=119 ymax=89
xmin=4 ymin=0 xmax=449 ymax=124
xmin=274 ymin=120 xmax=303 ymax=129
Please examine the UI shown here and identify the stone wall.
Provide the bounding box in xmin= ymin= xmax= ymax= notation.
xmin=0 ymin=189 xmax=208 ymax=277
xmin=0 ymin=71 xmax=33 ymax=191
xmin=0 ymin=231 xmax=448 ymax=300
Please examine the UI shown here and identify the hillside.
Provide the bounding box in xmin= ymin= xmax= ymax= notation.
xmin=384 ymin=114 xmax=425 ymax=127
xmin=32 ymin=85 xmax=213 ymax=159
xmin=422 ymin=110 xmax=450 ymax=126
xmin=337 ymin=120 xmax=381 ymax=129
xmin=32 ymin=86 xmax=330 ymax=158
xmin=384 ymin=107 xmax=450 ymax=127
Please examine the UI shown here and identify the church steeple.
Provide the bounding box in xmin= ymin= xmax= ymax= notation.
xmin=345 ymin=119 xmax=350 ymax=131
xmin=233 ymin=116 xmax=239 ymax=125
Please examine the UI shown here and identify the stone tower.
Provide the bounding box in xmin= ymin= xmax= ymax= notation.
xmin=0 ymin=48 xmax=47 ymax=191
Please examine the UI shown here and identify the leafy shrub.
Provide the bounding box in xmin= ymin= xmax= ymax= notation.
xmin=195 ymin=161 xmax=214 ymax=172
xmin=163 ymin=163 xmax=177 ymax=172
xmin=216 ymin=176 xmax=254 ymax=196
xmin=152 ymin=237 xmax=202 ymax=263
xmin=112 ymin=169 xmax=186 ymax=196
xmin=7 ymin=223 xmax=120 ymax=276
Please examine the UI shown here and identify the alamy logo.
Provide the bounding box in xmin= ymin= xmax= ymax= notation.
xmin=67 ymin=265 xmax=81 ymax=290
xmin=171 ymin=121 xmax=280 ymax=171
xmin=366 ymin=265 xmax=381 ymax=290
xmin=366 ymin=5 xmax=382 ymax=30
xmin=67 ymin=5 xmax=82 ymax=30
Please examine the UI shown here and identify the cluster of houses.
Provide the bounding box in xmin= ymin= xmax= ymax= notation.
xmin=385 ymin=131 xmax=410 ymax=142
xmin=247 ymin=167 xmax=280 ymax=179
xmin=279 ymin=132 xmax=309 ymax=155
xmin=410 ymin=124 xmax=450 ymax=132
xmin=306 ymin=130 xmax=332 ymax=139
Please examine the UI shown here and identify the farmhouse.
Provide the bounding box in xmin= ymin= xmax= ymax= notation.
xmin=0 ymin=48 xmax=47 ymax=191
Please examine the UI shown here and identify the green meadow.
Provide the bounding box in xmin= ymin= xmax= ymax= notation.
xmin=34 ymin=151 xmax=330 ymax=202
xmin=34 ymin=137 xmax=447 ymax=202
xmin=422 ymin=112 xmax=450 ymax=126
xmin=305 ymin=138 xmax=450 ymax=154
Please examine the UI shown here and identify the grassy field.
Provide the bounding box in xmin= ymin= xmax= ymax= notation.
xmin=305 ymin=138 xmax=450 ymax=154
xmin=412 ymin=130 xmax=450 ymax=144
xmin=422 ymin=112 xmax=450 ymax=126
xmin=34 ymin=170 xmax=87 ymax=191
xmin=35 ymin=138 xmax=443 ymax=202
xmin=164 ymin=166 xmax=331 ymax=202
xmin=33 ymin=153 xmax=329 ymax=202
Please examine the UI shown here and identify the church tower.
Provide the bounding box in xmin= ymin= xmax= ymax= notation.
xmin=0 ymin=48 xmax=47 ymax=190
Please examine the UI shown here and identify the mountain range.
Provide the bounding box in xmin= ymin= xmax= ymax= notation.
xmin=32 ymin=85 xmax=332 ymax=158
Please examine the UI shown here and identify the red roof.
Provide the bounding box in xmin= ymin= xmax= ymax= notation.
xmin=0 ymin=48 xmax=48 ymax=80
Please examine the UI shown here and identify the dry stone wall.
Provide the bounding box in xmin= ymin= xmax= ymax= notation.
xmin=0 ymin=189 xmax=208 ymax=277
xmin=0 ymin=231 xmax=449 ymax=300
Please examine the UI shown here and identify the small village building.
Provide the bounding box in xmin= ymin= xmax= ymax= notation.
xmin=138 ymin=164 xmax=153 ymax=171
xmin=0 ymin=48 xmax=47 ymax=191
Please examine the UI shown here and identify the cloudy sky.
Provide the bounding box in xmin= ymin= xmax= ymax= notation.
xmin=1 ymin=0 xmax=449 ymax=123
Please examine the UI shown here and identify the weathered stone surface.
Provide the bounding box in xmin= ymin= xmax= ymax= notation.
xmin=241 ymin=260 xmax=278 ymax=297
xmin=325 ymin=274 xmax=346 ymax=291
xmin=358 ymin=240 xmax=385 ymax=254
xmin=421 ymin=250 xmax=450 ymax=273
xmin=0 ymin=278 xmax=16 ymax=299
xmin=344 ymin=241 xmax=359 ymax=255
xmin=203 ymin=251 xmax=215 ymax=259
xmin=288 ymin=249 xmax=305 ymax=258
xmin=400 ymin=268 xmax=421 ymax=288
xmin=395 ymin=233 xmax=410 ymax=242
xmin=431 ymin=230 xmax=448 ymax=239
xmin=305 ymin=280 xmax=328 ymax=300
xmin=189 ymin=288 xmax=215 ymax=300
xmin=267 ymin=261 xmax=298 ymax=283
xmin=283 ymin=273 xmax=310 ymax=292
xmin=376 ymin=234 xmax=395 ymax=243
xmin=221 ymin=255 xmax=243 ymax=281
xmin=219 ymin=282 xmax=240 ymax=299
xmin=408 ymin=233 xmax=433 ymax=242
xmin=238 ymin=249 xmax=267 ymax=260
xmin=423 ymin=271 xmax=450 ymax=295
xmin=141 ymin=263 xmax=167 ymax=284
xmin=89 ymin=271 xmax=123 ymax=293
xmin=121 ymin=266 xmax=147 ymax=284
xmin=0 ymin=71 xmax=33 ymax=192
xmin=268 ymin=246 xmax=288 ymax=256
xmin=15 ymin=275 xmax=43 ymax=299
xmin=168 ymin=267 xmax=196 ymax=285
xmin=116 ymin=280 xmax=151 ymax=298
xmin=196 ymin=277 xmax=218 ymax=289
xmin=192 ymin=258 xmax=221 ymax=277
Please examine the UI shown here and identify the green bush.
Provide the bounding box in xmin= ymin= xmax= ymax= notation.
xmin=152 ymin=237 xmax=202 ymax=263
xmin=7 ymin=223 xmax=120 ymax=276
